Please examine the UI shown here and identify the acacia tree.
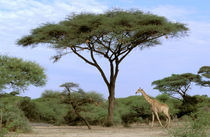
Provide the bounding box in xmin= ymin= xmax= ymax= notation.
xmin=60 ymin=82 xmax=91 ymax=129
xmin=0 ymin=55 xmax=46 ymax=93
xmin=17 ymin=9 xmax=188 ymax=125
xmin=60 ymin=82 xmax=103 ymax=129
xmin=152 ymin=73 xmax=201 ymax=100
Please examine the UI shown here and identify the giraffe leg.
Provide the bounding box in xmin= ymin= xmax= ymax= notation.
xmin=151 ymin=112 xmax=155 ymax=127
xmin=163 ymin=110 xmax=170 ymax=128
xmin=166 ymin=112 xmax=171 ymax=128
xmin=165 ymin=117 xmax=168 ymax=128
xmin=155 ymin=112 xmax=163 ymax=127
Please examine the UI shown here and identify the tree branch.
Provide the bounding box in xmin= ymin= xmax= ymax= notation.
xmin=70 ymin=47 xmax=95 ymax=66
xmin=118 ymin=47 xmax=133 ymax=63
xmin=88 ymin=44 xmax=110 ymax=87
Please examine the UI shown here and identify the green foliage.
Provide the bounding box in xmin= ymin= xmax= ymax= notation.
xmin=19 ymin=90 xmax=68 ymax=125
xmin=63 ymin=108 xmax=80 ymax=126
xmin=177 ymin=96 xmax=199 ymax=117
xmin=41 ymin=90 xmax=62 ymax=98
xmin=0 ymin=89 xmax=209 ymax=131
xmin=198 ymin=66 xmax=210 ymax=86
xmin=115 ymin=96 xmax=151 ymax=126
xmin=0 ymin=129 xmax=7 ymax=137
xmin=32 ymin=97 xmax=68 ymax=125
xmin=0 ymin=55 xmax=46 ymax=93
xmin=0 ymin=128 xmax=8 ymax=137
xmin=0 ymin=96 xmax=31 ymax=132
xmin=198 ymin=66 xmax=210 ymax=79
xmin=17 ymin=9 xmax=188 ymax=52
xmin=176 ymin=95 xmax=210 ymax=118
xmin=152 ymin=73 xmax=201 ymax=99
xmin=168 ymin=111 xmax=210 ymax=137
xmin=69 ymin=103 xmax=108 ymax=126
xmin=18 ymin=97 xmax=40 ymax=121
xmin=60 ymin=82 xmax=105 ymax=126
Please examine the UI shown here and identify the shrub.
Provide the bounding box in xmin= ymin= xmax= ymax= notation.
xmin=62 ymin=90 xmax=106 ymax=126
xmin=41 ymin=90 xmax=62 ymax=98
xmin=18 ymin=97 xmax=40 ymax=121
xmin=80 ymin=104 xmax=108 ymax=125
xmin=64 ymin=108 xmax=80 ymax=126
xmin=168 ymin=111 xmax=210 ymax=137
xmin=115 ymin=96 xmax=151 ymax=126
xmin=0 ymin=103 xmax=31 ymax=132
xmin=33 ymin=98 xmax=68 ymax=125
xmin=177 ymin=95 xmax=206 ymax=118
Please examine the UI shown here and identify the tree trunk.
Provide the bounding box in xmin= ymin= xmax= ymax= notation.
xmin=75 ymin=110 xmax=91 ymax=130
xmin=107 ymin=82 xmax=115 ymax=126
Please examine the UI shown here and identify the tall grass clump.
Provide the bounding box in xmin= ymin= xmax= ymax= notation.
xmin=0 ymin=128 xmax=8 ymax=137
xmin=168 ymin=111 xmax=210 ymax=137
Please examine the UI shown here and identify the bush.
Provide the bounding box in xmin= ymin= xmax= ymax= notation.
xmin=41 ymin=90 xmax=62 ymax=98
xmin=177 ymin=95 xmax=209 ymax=118
xmin=33 ymin=98 xmax=68 ymax=125
xmin=168 ymin=111 xmax=210 ymax=137
xmin=63 ymin=90 xmax=106 ymax=126
xmin=0 ymin=103 xmax=31 ymax=132
xmin=80 ymin=104 xmax=108 ymax=125
xmin=18 ymin=97 xmax=40 ymax=121
xmin=115 ymin=96 xmax=151 ymax=126
xmin=64 ymin=108 xmax=80 ymax=126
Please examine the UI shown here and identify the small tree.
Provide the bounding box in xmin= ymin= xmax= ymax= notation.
xmin=152 ymin=73 xmax=201 ymax=100
xmin=198 ymin=66 xmax=210 ymax=86
xmin=60 ymin=82 xmax=98 ymax=129
xmin=152 ymin=73 xmax=204 ymax=116
xmin=17 ymin=9 xmax=188 ymax=125
xmin=0 ymin=55 xmax=47 ymax=93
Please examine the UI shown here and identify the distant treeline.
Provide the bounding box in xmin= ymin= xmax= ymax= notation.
xmin=0 ymin=89 xmax=209 ymax=132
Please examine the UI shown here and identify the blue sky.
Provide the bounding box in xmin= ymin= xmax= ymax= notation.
xmin=0 ymin=0 xmax=210 ymax=99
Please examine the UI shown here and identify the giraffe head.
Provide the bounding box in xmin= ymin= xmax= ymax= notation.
xmin=136 ymin=88 xmax=144 ymax=94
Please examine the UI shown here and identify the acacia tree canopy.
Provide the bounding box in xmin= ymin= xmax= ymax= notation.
xmin=152 ymin=73 xmax=201 ymax=100
xmin=17 ymin=9 xmax=188 ymax=125
xmin=17 ymin=10 xmax=188 ymax=63
xmin=0 ymin=55 xmax=47 ymax=93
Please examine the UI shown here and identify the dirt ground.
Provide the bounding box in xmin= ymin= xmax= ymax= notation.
xmin=12 ymin=123 xmax=169 ymax=137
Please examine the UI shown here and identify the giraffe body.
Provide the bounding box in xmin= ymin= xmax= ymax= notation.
xmin=136 ymin=88 xmax=171 ymax=128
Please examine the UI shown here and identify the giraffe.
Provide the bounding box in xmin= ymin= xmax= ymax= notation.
xmin=136 ymin=88 xmax=171 ymax=128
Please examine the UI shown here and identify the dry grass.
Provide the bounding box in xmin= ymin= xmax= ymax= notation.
xmin=11 ymin=123 xmax=169 ymax=137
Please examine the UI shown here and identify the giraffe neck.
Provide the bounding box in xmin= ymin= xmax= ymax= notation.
xmin=141 ymin=91 xmax=154 ymax=105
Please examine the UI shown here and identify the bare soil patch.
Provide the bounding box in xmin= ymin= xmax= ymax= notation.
xmin=13 ymin=123 xmax=169 ymax=137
